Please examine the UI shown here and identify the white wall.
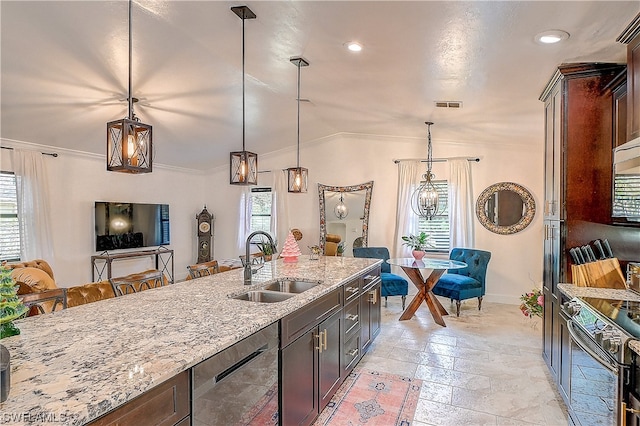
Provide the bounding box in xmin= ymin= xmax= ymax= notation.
xmin=208 ymin=132 xmax=544 ymax=304
xmin=2 ymin=132 xmax=544 ymax=304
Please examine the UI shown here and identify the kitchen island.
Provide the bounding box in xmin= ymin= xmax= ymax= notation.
xmin=0 ymin=256 xmax=381 ymax=425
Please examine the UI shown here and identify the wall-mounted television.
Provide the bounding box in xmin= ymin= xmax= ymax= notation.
xmin=95 ymin=202 xmax=170 ymax=252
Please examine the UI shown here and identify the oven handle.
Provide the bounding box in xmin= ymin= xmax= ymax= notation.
xmin=566 ymin=320 xmax=618 ymax=374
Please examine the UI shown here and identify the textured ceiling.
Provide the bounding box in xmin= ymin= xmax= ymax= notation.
xmin=1 ymin=1 xmax=638 ymax=170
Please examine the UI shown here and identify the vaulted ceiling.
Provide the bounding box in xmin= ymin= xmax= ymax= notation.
xmin=1 ymin=1 xmax=637 ymax=170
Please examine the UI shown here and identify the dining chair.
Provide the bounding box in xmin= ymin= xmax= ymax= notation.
xmin=353 ymin=247 xmax=408 ymax=309
xmin=20 ymin=288 xmax=67 ymax=316
xmin=109 ymin=270 xmax=167 ymax=297
xmin=187 ymin=260 xmax=220 ymax=280
xmin=431 ymin=248 xmax=492 ymax=316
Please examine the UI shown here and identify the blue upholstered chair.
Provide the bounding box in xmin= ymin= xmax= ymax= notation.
xmin=353 ymin=247 xmax=408 ymax=309
xmin=432 ymin=248 xmax=491 ymax=317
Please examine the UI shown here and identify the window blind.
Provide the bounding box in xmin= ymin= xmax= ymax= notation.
xmin=0 ymin=172 xmax=20 ymax=261
xmin=613 ymin=174 xmax=640 ymax=218
xmin=417 ymin=180 xmax=449 ymax=252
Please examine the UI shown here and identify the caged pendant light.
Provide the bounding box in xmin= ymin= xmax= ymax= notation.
xmin=107 ymin=0 xmax=152 ymax=174
xmin=287 ymin=57 xmax=310 ymax=193
xmin=411 ymin=122 xmax=442 ymax=219
xmin=229 ymin=6 xmax=258 ymax=185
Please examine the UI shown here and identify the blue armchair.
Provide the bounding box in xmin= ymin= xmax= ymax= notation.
xmin=353 ymin=247 xmax=408 ymax=309
xmin=432 ymin=248 xmax=491 ymax=317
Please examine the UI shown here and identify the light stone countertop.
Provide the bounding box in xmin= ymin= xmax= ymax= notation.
xmin=0 ymin=256 xmax=381 ymax=425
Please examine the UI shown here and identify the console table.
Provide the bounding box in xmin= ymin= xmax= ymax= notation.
xmin=91 ymin=247 xmax=174 ymax=283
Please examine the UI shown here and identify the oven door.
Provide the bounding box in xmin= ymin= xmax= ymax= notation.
xmin=566 ymin=318 xmax=623 ymax=426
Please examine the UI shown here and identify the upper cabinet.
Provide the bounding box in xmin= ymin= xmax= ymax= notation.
xmin=618 ymin=13 xmax=640 ymax=142
xmin=539 ymin=63 xmax=626 ymax=222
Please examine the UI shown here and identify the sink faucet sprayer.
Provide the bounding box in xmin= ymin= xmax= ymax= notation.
xmin=244 ymin=231 xmax=275 ymax=285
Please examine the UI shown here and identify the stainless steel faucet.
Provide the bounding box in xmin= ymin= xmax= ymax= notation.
xmin=244 ymin=231 xmax=275 ymax=285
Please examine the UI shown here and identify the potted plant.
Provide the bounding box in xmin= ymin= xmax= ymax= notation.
xmin=401 ymin=232 xmax=432 ymax=260
xmin=255 ymin=239 xmax=277 ymax=261
xmin=336 ymin=241 xmax=346 ymax=257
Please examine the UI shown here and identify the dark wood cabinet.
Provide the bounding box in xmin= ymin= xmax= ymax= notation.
xmin=361 ymin=279 xmax=381 ymax=353
xmin=89 ymin=371 xmax=190 ymax=426
xmin=617 ymin=13 xmax=640 ymax=141
xmin=540 ymin=63 xmax=626 ymax=385
xmin=281 ymin=307 xmax=343 ymax=426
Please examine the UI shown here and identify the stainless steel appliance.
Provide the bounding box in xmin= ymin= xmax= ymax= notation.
xmin=561 ymin=297 xmax=637 ymax=426
xmin=191 ymin=322 xmax=279 ymax=426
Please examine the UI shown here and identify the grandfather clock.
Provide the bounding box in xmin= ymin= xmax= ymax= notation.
xmin=196 ymin=206 xmax=213 ymax=263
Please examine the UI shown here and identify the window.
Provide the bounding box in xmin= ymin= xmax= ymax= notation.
xmin=0 ymin=172 xmax=20 ymax=261
xmin=613 ymin=174 xmax=640 ymax=219
xmin=250 ymin=187 xmax=273 ymax=234
xmin=417 ymin=180 xmax=449 ymax=252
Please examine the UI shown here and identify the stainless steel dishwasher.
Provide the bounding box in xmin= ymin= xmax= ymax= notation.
xmin=192 ymin=322 xmax=279 ymax=426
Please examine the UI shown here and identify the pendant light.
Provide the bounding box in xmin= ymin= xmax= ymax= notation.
xmin=230 ymin=6 xmax=258 ymax=185
xmin=287 ymin=57 xmax=310 ymax=193
xmin=334 ymin=192 xmax=349 ymax=220
xmin=411 ymin=122 xmax=441 ymax=219
xmin=107 ymin=0 xmax=152 ymax=174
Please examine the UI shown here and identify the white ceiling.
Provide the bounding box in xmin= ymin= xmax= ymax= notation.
xmin=1 ymin=1 xmax=638 ymax=171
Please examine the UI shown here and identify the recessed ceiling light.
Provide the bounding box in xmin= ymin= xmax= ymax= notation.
xmin=535 ymin=30 xmax=570 ymax=44
xmin=345 ymin=41 xmax=362 ymax=52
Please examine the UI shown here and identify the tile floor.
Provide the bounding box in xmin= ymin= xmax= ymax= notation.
xmin=355 ymin=295 xmax=569 ymax=426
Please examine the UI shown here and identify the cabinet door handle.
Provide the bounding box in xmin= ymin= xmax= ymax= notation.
xmin=347 ymin=348 xmax=359 ymax=357
xmin=322 ymin=328 xmax=328 ymax=351
xmin=346 ymin=314 xmax=359 ymax=321
xmin=369 ymin=289 xmax=377 ymax=304
xmin=316 ymin=331 xmax=324 ymax=353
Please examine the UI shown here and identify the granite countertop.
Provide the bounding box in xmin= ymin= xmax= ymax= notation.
xmin=0 ymin=256 xmax=381 ymax=425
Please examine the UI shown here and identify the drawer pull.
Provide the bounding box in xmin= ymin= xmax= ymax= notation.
xmin=347 ymin=348 xmax=359 ymax=357
xmin=369 ymin=289 xmax=378 ymax=304
xmin=315 ymin=331 xmax=324 ymax=353
xmin=364 ymin=275 xmax=376 ymax=280
xmin=323 ymin=328 xmax=328 ymax=351
xmin=346 ymin=287 xmax=359 ymax=294
xmin=346 ymin=314 xmax=359 ymax=321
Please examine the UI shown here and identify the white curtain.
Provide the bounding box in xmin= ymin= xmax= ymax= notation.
xmin=12 ymin=149 xmax=54 ymax=262
xmin=271 ymin=170 xmax=290 ymax=249
xmin=393 ymin=160 xmax=421 ymax=257
xmin=448 ymin=158 xmax=474 ymax=249
xmin=236 ymin=187 xmax=252 ymax=253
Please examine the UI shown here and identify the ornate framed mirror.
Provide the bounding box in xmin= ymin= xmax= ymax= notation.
xmin=476 ymin=182 xmax=536 ymax=235
xmin=318 ymin=181 xmax=374 ymax=254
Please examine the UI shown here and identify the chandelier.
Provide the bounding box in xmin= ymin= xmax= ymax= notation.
xmin=411 ymin=122 xmax=441 ymax=219
xmin=334 ymin=192 xmax=349 ymax=220
xmin=107 ymin=0 xmax=152 ymax=174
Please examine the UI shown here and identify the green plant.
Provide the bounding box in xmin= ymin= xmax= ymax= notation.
xmin=336 ymin=241 xmax=346 ymax=255
xmin=519 ymin=288 xmax=543 ymax=318
xmin=0 ymin=264 xmax=27 ymax=339
xmin=255 ymin=239 xmax=277 ymax=256
xmin=401 ymin=232 xmax=432 ymax=251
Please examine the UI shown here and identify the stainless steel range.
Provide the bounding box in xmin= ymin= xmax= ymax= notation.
xmin=561 ymin=297 xmax=639 ymax=426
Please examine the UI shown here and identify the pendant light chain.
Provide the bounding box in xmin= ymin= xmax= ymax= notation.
xmin=241 ymin=11 xmax=246 ymax=152
xmin=296 ymin=61 xmax=301 ymax=168
xmin=426 ymin=122 xmax=433 ymax=178
xmin=127 ymin=0 xmax=133 ymax=120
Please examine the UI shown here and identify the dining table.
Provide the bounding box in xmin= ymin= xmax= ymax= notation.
xmin=387 ymin=257 xmax=467 ymax=327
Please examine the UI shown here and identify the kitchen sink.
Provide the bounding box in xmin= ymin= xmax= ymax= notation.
xmin=263 ymin=280 xmax=320 ymax=293
xmin=232 ymin=290 xmax=294 ymax=303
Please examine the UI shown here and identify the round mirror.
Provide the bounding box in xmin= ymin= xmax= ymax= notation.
xmin=476 ymin=182 xmax=535 ymax=234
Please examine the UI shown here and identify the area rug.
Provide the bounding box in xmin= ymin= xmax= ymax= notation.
xmin=313 ymin=369 xmax=422 ymax=426
xmin=241 ymin=384 xmax=279 ymax=425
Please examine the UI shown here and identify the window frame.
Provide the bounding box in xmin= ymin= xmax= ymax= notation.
xmin=249 ymin=187 xmax=273 ymax=235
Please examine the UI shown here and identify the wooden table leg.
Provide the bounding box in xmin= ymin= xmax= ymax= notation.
xmin=398 ymin=267 xmax=448 ymax=326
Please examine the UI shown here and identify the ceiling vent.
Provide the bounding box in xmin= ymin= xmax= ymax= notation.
xmin=435 ymin=101 xmax=463 ymax=109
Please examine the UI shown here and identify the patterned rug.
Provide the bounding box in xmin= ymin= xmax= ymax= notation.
xmin=313 ymin=369 xmax=422 ymax=426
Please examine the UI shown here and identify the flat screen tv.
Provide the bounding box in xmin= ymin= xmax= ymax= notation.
xmin=95 ymin=202 xmax=170 ymax=252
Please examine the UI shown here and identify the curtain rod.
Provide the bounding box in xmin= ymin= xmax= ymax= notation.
xmin=1 ymin=146 xmax=58 ymax=157
xmin=393 ymin=157 xmax=479 ymax=164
